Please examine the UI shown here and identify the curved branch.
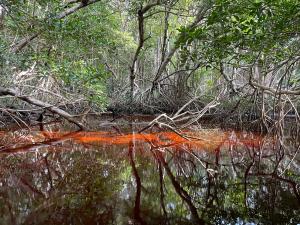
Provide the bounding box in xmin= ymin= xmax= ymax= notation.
xmin=250 ymin=81 xmax=300 ymax=95
xmin=0 ymin=87 xmax=84 ymax=129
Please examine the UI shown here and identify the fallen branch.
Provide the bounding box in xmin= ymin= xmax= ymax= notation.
xmin=0 ymin=87 xmax=84 ymax=129
xmin=179 ymin=99 xmax=220 ymax=129
xmin=138 ymin=99 xmax=219 ymax=141
xmin=0 ymin=131 xmax=80 ymax=153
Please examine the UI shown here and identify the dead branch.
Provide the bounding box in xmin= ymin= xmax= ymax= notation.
xmin=179 ymin=99 xmax=220 ymax=129
xmin=0 ymin=87 xmax=84 ymax=129
xmin=250 ymin=80 xmax=300 ymax=95
xmin=138 ymin=99 xmax=219 ymax=141
xmin=0 ymin=131 xmax=80 ymax=153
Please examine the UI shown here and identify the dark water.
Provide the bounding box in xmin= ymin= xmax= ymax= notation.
xmin=0 ymin=119 xmax=299 ymax=225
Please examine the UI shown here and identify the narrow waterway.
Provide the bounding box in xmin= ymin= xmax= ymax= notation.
xmin=0 ymin=117 xmax=299 ymax=225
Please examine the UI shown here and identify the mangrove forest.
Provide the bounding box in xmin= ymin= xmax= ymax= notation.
xmin=0 ymin=0 xmax=299 ymax=224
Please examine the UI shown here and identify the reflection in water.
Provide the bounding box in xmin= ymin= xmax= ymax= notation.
xmin=0 ymin=123 xmax=299 ymax=225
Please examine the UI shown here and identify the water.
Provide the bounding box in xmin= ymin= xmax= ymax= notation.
xmin=0 ymin=118 xmax=299 ymax=225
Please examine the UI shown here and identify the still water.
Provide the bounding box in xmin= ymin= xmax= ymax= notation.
xmin=0 ymin=118 xmax=299 ymax=225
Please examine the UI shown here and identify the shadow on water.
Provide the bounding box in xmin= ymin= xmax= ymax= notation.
xmin=0 ymin=119 xmax=299 ymax=225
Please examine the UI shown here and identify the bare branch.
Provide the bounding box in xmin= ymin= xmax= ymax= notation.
xmin=250 ymin=81 xmax=300 ymax=95
xmin=0 ymin=87 xmax=84 ymax=129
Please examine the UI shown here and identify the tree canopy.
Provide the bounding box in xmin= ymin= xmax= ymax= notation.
xmin=0 ymin=0 xmax=299 ymax=128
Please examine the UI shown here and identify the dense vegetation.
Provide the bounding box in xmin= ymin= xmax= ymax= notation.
xmin=0 ymin=2 xmax=299 ymax=224
xmin=0 ymin=0 xmax=299 ymax=130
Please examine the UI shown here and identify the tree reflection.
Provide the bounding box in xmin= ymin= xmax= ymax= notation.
xmin=0 ymin=125 xmax=299 ymax=224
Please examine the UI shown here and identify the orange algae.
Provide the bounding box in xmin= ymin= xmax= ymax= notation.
xmin=75 ymin=133 xmax=162 ymax=145
xmin=73 ymin=131 xmax=230 ymax=151
xmin=0 ymin=129 xmax=270 ymax=153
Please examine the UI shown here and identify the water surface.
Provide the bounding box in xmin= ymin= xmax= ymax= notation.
xmin=0 ymin=119 xmax=299 ymax=225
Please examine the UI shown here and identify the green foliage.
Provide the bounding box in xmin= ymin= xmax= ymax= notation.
xmin=1 ymin=0 xmax=129 ymax=108
xmin=177 ymin=0 xmax=300 ymax=64
xmin=1 ymin=0 xmax=300 ymax=112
